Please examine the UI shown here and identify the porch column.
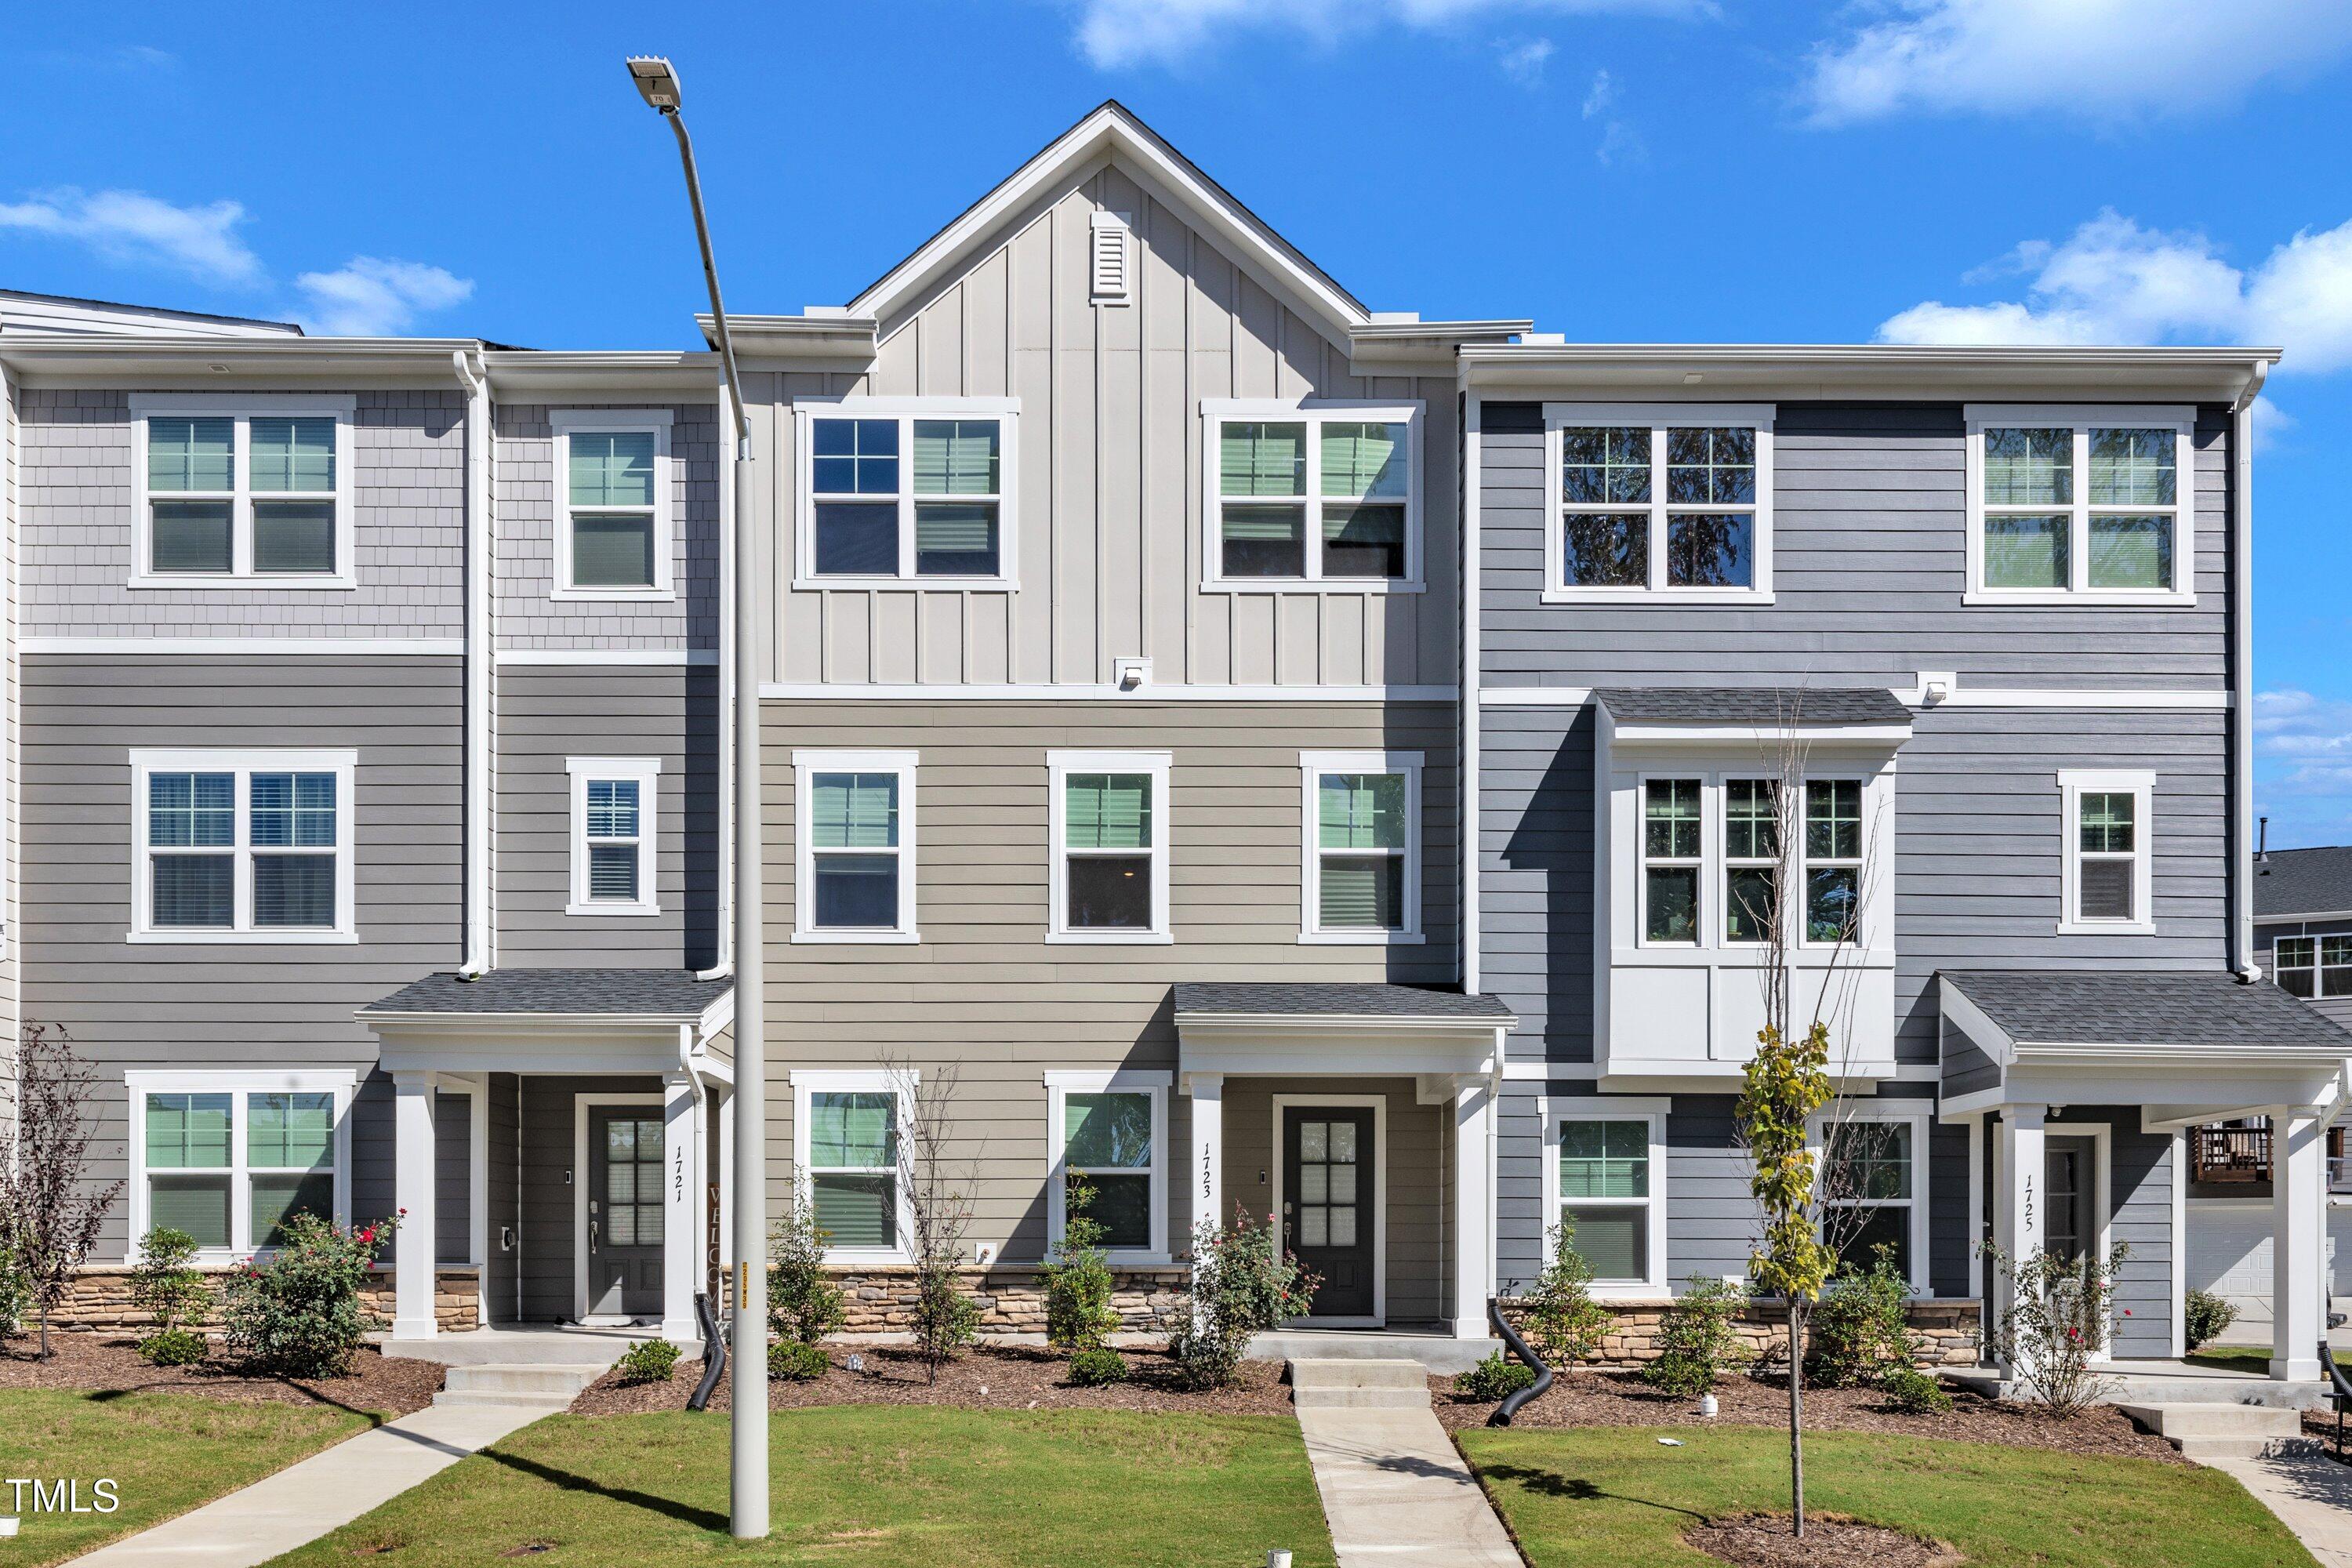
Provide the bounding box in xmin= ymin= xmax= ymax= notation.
xmin=1452 ymin=1079 xmax=1495 ymax=1340
xmin=1993 ymin=1103 xmax=2045 ymax=1374
xmin=661 ymin=1071 xmax=699 ymax=1343
xmin=391 ymin=1072 xmax=438 ymax=1341
xmin=716 ymin=1083 xmax=735 ymax=1278
xmin=1189 ymin=1073 xmax=1224 ymax=1244
xmin=2272 ymin=1107 xmax=2325 ymax=1381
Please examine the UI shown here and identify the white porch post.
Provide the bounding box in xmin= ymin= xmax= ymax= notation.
xmin=662 ymin=1071 xmax=699 ymax=1342
xmin=717 ymin=1083 xmax=735 ymax=1276
xmin=2273 ymin=1107 xmax=2325 ymax=1381
xmin=391 ymin=1071 xmax=439 ymax=1341
xmin=1452 ymin=1079 xmax=1494 ymax=1340
xmin=1994 ymin=1103 xmax=2045 ymax=1374
xmin=1189 ymin=1073 xmax=1224 ymax=1243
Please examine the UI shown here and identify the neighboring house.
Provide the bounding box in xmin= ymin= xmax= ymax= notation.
xmin=2183 ymin=844 xmax=2352 ymax=1330
xmin=3 ymin=101 xmax=2346 ymax=1378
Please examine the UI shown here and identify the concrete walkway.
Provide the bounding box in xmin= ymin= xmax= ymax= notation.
xmin=1288 ymin=1359 xmax=1519 ymax=1568
xmin=2211 ymin=1453 xmax=2352 ymax=1568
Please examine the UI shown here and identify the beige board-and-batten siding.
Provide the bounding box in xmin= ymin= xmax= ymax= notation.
xmin=759 ymin=697 xmax=1458 ymax=1269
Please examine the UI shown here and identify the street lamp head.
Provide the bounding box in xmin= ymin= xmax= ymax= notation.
xmin=626 ymin=56 xmax=682 ymax=113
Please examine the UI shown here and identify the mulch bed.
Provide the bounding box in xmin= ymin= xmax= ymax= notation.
xmin=1685 ymin=1512 xmax=1961 ymax=1568
xmin=0 ymin=1330 xmax=443 ymax=1418
xmin=574 ymin=1341 xmax=1297 ymax=1418
xmin=1432 ymin=1367 xmax=2185 ymax=1463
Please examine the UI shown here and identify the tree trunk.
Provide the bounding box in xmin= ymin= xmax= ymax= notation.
xmin=1788 ymin=1299 xmax=1806 ymax=1539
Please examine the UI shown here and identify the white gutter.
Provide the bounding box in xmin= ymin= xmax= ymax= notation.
xmin=452 ymin=352 xmax=492 ymax=978
xmin=695 ymin=373 xmax=736 ymax=982
xmin=2233 ymin=364 xmax=2270 ymax=982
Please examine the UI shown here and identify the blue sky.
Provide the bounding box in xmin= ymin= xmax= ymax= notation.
xmin=8 ymin=1 xmax=2352 ymax=842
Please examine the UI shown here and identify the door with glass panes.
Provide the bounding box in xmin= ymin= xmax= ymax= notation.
xmin=584 ymin=1107 xmax=663 ymax=1320
xmin=1283 ymin=1108 xmax=1376 ymax=1319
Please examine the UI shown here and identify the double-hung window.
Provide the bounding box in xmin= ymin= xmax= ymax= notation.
xmin=131 ymin=396 xmax=354 ymax=585
xmin=1802 ymin=780 xmax=1864 ymax=946
xmin=1047 ymin=1071 xmax=1169 ymax=1259
xmin=1545 ymin=1102 xmax=1666 ymax=1293
xmin=1300 ymin=752 xmax=1423 ymax=943
xmin=1642 ymin=779 xmax=1703 ymax=944
xmin=2276 ymin=936 xmax=2352 ymax=1000
xmin=567 ymin=758 xmax=660 ymax=916
xmin=1966 ymin=406 xmax=2194 ymax=604
xmin=793 ymin=750 xmax=918 ymax=941
xmin=132 ymin=750 xmax=355 ymax=942
xmin=129 ymin=1072 xmax=353 ymax=1258
xmin=797 ymin=400 xmax=1018 ymax=585
xmin=1546 ymin=405 xmax=1774 ymax=601
xmin=1818 ymin=1112 xmax=1925 ymax=1288
xmin=1722 ymin=779 xmax=1779 ymax=945
xmin=1049 ymin=751 xmax=1171 ymax=942
xmin=793 ymin=1072 xmax=909 ymax=1258
xmin=553 ymin=410 xmax=672 ymax=597
xmin=2059 ymin=770 xmax=2154 ymax=934
xmin=1202 ymin=401 xmax=1421 ymax=589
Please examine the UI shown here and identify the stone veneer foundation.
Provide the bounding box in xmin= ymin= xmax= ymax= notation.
xmin=43 ymin=1267 xmax=481 ymax=1335
xmin=1541 ymin=1297 xmax=1982 ymax=1368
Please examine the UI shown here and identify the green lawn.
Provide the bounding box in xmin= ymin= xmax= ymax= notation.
xmin=1461 ymin=1425 xmax=2316 ymax=1568
xmin=0 ymin=1389 xmax=372 ymax=1566
xmin=2187 ymin=1345 xmax=2276 ymax=1373
xmin=270 ymin=1406 xmax=1337 ymax=1567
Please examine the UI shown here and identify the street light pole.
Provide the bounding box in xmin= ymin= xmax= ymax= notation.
xmin=626 ymin=54 xmax=767 ymax=1541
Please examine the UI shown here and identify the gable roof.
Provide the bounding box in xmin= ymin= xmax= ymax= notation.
xmin=1941 ymin=968 xmax=2352 ymax=1053
xmin=2256 ymin=845 xmax=2352 ymax=919
xmin=846 ymin=100 xmax=1370 ymax=343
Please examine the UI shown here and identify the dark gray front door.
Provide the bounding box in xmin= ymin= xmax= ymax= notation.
xmin=586 ymin=1107 xmax=663 ymax=1319
xmin=2045 ymin=1136 xmax=2098 ymax=1265
xmin=1283 ymin=1108 xmax=1375 ymax=1319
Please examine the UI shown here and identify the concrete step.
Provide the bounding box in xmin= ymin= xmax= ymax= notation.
xmin=1250 ymin=1331 xmax=1497 ymax=1375
xmin=431 ymin=1389 xmax=581 ymax=1410
xmin=1947 ymin=1367 xmax=2332 ymax=1411
xmin=2121 ymin=1403 xmax=2321 ymax=1461
xmin=1288 ymin=1358 xmax=1433 ymax=1410
xmin=434 ymin=1363 xmax=610 ymax=1407
xmin=1292 ymin=1387 xmax=1433 ymax=1410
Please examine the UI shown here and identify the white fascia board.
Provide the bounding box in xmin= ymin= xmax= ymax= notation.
xmin=1457 ymin=343 xmax=2276 ymax=405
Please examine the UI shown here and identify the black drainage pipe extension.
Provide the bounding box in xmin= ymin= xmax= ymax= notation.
xmin=1486 ymin=1295 xmax=1552 ymax=1427
xmin=687 ymin=1291 xmax=728 ymax=1412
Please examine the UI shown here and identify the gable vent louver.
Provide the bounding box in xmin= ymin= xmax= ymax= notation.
xmin=1091 ymin=210 xmax=1134 ymax=307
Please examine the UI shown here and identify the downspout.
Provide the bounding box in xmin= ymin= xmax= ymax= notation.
xmin=695 ymin=374 xmax=736 ymax=982
xmin=452 ymin=350 xmax=492 ymax=978
xmin=2231 ymin=362 xmax=2269 ymax=983
xmin=1461 ymin=384 xmax=1482 ymax=997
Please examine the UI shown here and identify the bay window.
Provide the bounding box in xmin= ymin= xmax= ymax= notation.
xmin=1546 ymin=404 xmax=1775 ymax=601
xmin=1722 ymin=779 xmax=1779 ymax=945
xmin=1966 ymin=406 xmax=2193 ymax=604
xmin=1642 ymin=779 xmax=1703 ymax=944
xmin=1301 ymin=752 xmax=1423 ymax=942
xmin=1202 ymin=401 xmax=1421 ymax=589
xmin=796 ymin=400 xmax=1018 ymax=585
xmin=131 ymin=396 xmax=354 ymax=585
xmin=1802 ymin=780 xmax=1864 ymax=946
xmin=132 ymin=750 xmax=356 ymax=942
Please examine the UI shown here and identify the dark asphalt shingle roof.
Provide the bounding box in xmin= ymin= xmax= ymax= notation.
xmin=1942 ymin=969 xmax=2352 ymax=1051
xmin=362 ymin=969 xmax=731 ymax=1018
xmin=1173 ymin=982 xmax=1513 ymax=1020
xmin=2256 ymin=845 xmax=2352 ymax=918
xmin=1595 ymin=687 xmax=1913 ymax=726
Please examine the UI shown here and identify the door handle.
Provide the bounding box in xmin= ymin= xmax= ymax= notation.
xmin=590 ymin=1218 xmax=599 ymax=1254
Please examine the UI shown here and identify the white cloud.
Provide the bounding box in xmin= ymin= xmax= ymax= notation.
xmin=1875 ymin=210 xmax=2352 ymax=372
xmin=1581 ymin=67 xmax=1614 ymax=116
xmin=1802 ymin=0 xmax=2352 ymax=125
xmin=2258 ymin=690 xmax=2352 ymax=799
xmin=1073 ymin=0 xmax=1702 ymax=69
xmin=1498 ymin=37 xmax=1555 ymax=85
xmin=292 ymin=258 xmax=474 ymax=337
xmin=0 ymin=187 xmax=260 ymax=285
xmin=1576 ymin=67 xmax=1643 ymax=165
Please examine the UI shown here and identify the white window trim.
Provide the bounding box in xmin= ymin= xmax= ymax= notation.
xmin=565 ymin=757 xmax=661 ymax=917
xmin=1962 ymin=404 xmax=2196 ymax=607
xmin=1720 ymin=775 xmax=1779 ymax=948
xmin=129 ymin=747 xmax=358 ymax=944
xmin=1797 ymin=774 xmax=1869 ymax=953
xmin=128 ymin=394 xmax=358 ymax=590
xmin=1298 ymin=750 xmax=1425 ymax=945
xmin=1809 ymin=1107 xmax=1930 ymax=1294
xmin=790 ymin=397 xmax=1022 ymax=590
xmin=1044 ymin=1069 xmax=1171 ymax=1263
xmin=122 ymin=1068 xmax=357 ymax=1265
xmin=1541 ymin=1096 xmax=1670 ymax=1299
xmin=1047 ymin=749 xmax=1173 ymax=944
xmin=1199 ymin=398 xmax=1426 ymax=594
xmin=550 ymin=408 xmax=676 ymax=602
xmin=791 ymin=1069 xmax=915 ymax=1265
xmin=2058 ymin=768 xmax=2155 ymax=935
xmin=1541 ymin=402 xmax=1776 ymax=605
xmin=791 ymin=749 xmax=919 ymax=943
xmin=1638 ymin=771 xmax=1706 ymax=949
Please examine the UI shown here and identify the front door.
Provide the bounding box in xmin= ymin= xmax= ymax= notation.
xmin=1283 ymin=1107 xmax=1376 ymax=1319
xmin=585 ymin=1107 xmax=663 ymax=1320
xmin=2045 ymin=1136 xmax=2098 ymax=1265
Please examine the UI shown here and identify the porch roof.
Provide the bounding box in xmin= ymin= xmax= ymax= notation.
xmin=1941 ymin=969 xmax=2352 ymax=1054
xmin=1592 ymin=685 xmax=1912 ymax=727
xmin=1173 ymin=982 xmax=1514 ymax=1025
xmin=360 ymin=967 xmax=731 ymax=1023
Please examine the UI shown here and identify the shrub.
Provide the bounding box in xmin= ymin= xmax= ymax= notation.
xmin=1455 ymin=1349 xmax=1538 ymax=1402
xmin=2184 ymin=1287 xmax=2239 ymax=1352
xmin=1069 ymin=1346 xmax=1131 ymax=1387
xmin=130 ymin=1226 xmax=212 ymax=1363
xmin=768 ymin=1338 xmax=829 ymax=1382
xmin=615 ymin=1338 xmax=681 ymax=1384
xmin=222 ymin=1210 xmax=399 ymax=1377
xmin=912 ymin=1261 xmax=981 ymax=1374
xmin=1809 ymin=1248 xmax=1918 ymax=1388
xmin=139 ymin=1327 xmax=209 ymax=1367
xmin=1518 ymin=1221 xmax=1613 ymax=1369
xmin=1167 ymin=1207 xmax=1318 ymax=1392
xmin=1640 ymin=1276 xmax=1751 ymax=1398
xmin=0 ymin=1241 xmax=27 ymax=1339
xmin=768 ymin=1183 xmax=847 ymax=1346
xmin=1042 ymin=1175 xmax=1121 ymax=1353
xmin=1983 ymin=1240 xmax=2129 ymax=1418
xmin=1878 ymin=1366 xmax=1954 ymax=1414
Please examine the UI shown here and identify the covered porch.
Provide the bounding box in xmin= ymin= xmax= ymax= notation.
xmin=1174 ymin=982 xmax=1515 ymax=1340
xmin=357 ymin=969 xmax=735 ymax=1346
xmin=1940 ymin=969 xmax=2352 ymax=1381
